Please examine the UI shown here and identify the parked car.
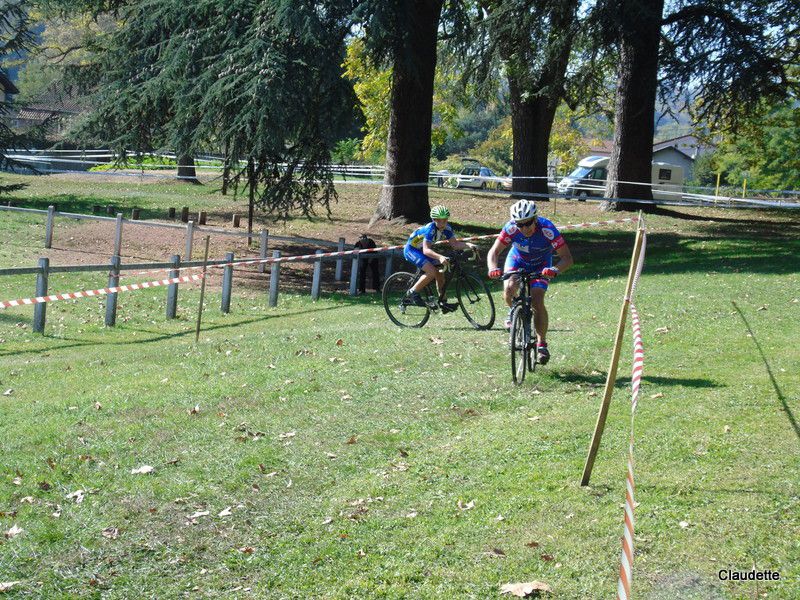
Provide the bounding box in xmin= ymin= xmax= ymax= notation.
xmin=557 ymin=155 xmax=684 ymax=201
xmin=447 ymin=165 xmax=509 ymax=190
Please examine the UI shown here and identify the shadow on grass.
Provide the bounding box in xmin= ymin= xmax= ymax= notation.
xmin=732 ymin=301 xmax=800 ymax=445
xmin=553 ymin=370 xmax=723 ymax=389
xmin=0 ymin=304 xmax=345 ymax=358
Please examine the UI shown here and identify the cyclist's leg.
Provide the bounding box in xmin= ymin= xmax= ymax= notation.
xmin=414 ymin=261 xmax=439 ymax=294
xmin=502 ymin=254 xmax=525 ymax=327
xmin=530 ymin=286 xmax=548 ymax=344
xmin=404 ymin=247 xmax=435 ymax=293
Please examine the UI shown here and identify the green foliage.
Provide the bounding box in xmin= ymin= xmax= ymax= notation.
xmin=331 ymin=138 xmax=363 ymax=165
xmin=343 ymin=36 xmax=468 ymax=164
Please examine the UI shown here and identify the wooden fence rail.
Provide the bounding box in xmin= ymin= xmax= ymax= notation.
xmin=0 ymin=247 xmax=400 ymax=333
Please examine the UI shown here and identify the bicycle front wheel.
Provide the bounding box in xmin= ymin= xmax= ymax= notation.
xmin=383 ymin=272 xmax=430 ymax=328
xmin=456 ymin=272 xmax=496 ymax=330
xmin=510 ymin=305 xmax=531 ymax=385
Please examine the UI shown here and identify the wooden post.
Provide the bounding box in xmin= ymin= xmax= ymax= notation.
xmin=180 ymin=206 xmax=189 ymax=223
xmin=221 ymin=252 xmax=234 ymax=313
xmin=45 ymin=205 xmax=55 ymax=249
xmin=232 ymin=214 xmax=241 ymax=228
xmin=93 ymin=205 xmax=101 ymax=215
xmin=311 ymin=250 xmax=324 ymax=300
xmin=268 ymin=250 xmax=280 ymax=307
xmin=185 ymin=220 xmax=195 ymax=261
xmin=198 ymin=211 xmax=207 ymax=225
xmin=335 ymin=237 xmax=345 ymax=282
xmin=581 ymin=214 xmax=645 ymax=486
xmin=113 ymin=213 xmax=124 ymax=256
xmin=349 ymin=253 xmax=360 ymax=296
xmin=194 ymin=236 xmax=211 ymax=343
xmin=258 ymin=229 xmax=268 ymax=274
xmin=168 ymin=207 xmax=176 ymax=219
xmin=384 ymin=249 xmax=394 ymax=283
xmin=714 ymin=172 xmax=721 ymax=202
xmin=106 ymin=205 xmax=115 ymax=215
xmin=132 ymin=208 xmax=140 ymax=220
xmin=166 ymin=254 xmax=180 ymax=319
xmin=105 ymin=255 xmax=121 ymax=327
xmin=33 ymin=257 xmax=49 ymax=333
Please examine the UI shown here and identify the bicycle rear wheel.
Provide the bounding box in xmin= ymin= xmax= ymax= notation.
xmin=383 ymin=272 xmax=431 ymax=328
xmin=509 ymin=305 xmax=530 ymax=385
xmin=456 ymin=272 xmax=496 ymax=330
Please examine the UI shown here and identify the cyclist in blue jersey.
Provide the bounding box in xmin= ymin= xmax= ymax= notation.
xmin=486 ymin=200 xmax=573 ymax=365
xmin=403 ymin=205 xmax=476 ymax=313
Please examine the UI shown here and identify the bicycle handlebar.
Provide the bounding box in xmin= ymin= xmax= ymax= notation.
xmin=500 ymin=269 xmax=549 ymax=282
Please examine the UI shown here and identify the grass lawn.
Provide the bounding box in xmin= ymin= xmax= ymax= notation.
xmin=0 ymin=178 xmax=798 ymax=598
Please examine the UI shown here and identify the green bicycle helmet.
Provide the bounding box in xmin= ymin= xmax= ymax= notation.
xmin=430 ymin=205 xmax=450 ymax=219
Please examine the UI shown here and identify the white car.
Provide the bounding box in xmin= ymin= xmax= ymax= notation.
xmin=448 ymin=166 xmax=508 ymax=190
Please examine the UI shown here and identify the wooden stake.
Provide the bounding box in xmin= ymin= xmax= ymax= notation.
xmin=194 ymin=236 xmax=211 ymax=343
xmin=581 ymin=213 xmax=645 ymax=486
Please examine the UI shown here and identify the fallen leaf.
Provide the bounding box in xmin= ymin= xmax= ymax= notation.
xmin=218 ymin=507 xmax=233 ymax=517
xmin=187 ymin=510 xmax=210 ymax=520
xmin=488 ymin=548 xmax=506 ymax=557
xmin=499 ymin=581 xmax=552 ymax=597
xmin=650 ymin=392 xmax=664 ymax=399
xmin=679 ymin=520 xmax=690 ymax=528
xmin=326 ymin=452 xmax=338 ymax=459
xmin=398 ymin=448 xmax=409 ymax=457
xmin=724 ymin=425 xmax=731 ymax=433
xmin=131 ymin=465 xmax=154 ymax=475
xmin=0 ymin=582 xmax=21 ymax=592
xmin=335 ymin=338 xmax=344 ymax=346
xmin=495 ymin=514 xmax=505 ymax=521
xmin=429 ymin=336 xmax=444 ymax=345
xmin=356 ymin=549 xmax=366 ymax=558
xmin=528 ymin=416 xmax=541 ymax=422
xmin=101 ymin=527 xmax=119 ymax=540
xmin=405 ymin=511 xmax=418 ymax=518
xmin=3 ymin=389 xmax=12 ymax=396
xmin=540 ymin=553 xmax=554 ymax=562
xmin=238 ymin=546 xmax=254 ymax=554
xmin=19 ymin=496 xmax=35 ymax=504
xmin=525 ymin=541 xmax=540 ymax=548
xmin=4 ymin=524 xmax=23 ymax=539
xmin=66 ymin=490 xmax=85 ymax=504
xmin=757 ymin=305 xmax=767 ymax=311
xmin=278 ymin=431 xmax=296 ymax=439
xmin=94 ymin=402 xmax=102 ymax=410
xmin=341 ymin=394 xmax=352 ymax=401
xmin=346 ymin=435 xmax=357 ymax=445
xmin=457 ymin=499 xmax=475 ymax=511
xmin=322 ymin=517 xmax=334 ymax=525
xmin=655 ymin=326 xmax=670 ymax=334
xmin=189 ymin=404 xmax=200 ymax=415
xmin=11 ymin=477 xmax=21 ymax=486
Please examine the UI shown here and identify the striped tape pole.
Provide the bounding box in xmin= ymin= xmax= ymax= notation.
xmin=617 ymin=225 xmax=647 ymax=600
xmin=0 ymin=273 xmax=204 ymax=310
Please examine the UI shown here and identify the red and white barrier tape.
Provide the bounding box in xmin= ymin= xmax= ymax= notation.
xmin=0 ymin=273 xmax=204 ymax=310
xmin=617 ymin=227 xmax=646 ymax=600
xmin=1 ymin=217 xmax=635 ymax=310
xmin=118 ymin=217 xmax=637 ymax=279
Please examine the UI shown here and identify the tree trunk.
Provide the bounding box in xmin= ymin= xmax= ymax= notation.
xmin=177 ymin=153 xmax=200 ymax=184
xmin=247 ymin=157 xmax=255 ymax=246
xmin=221 ymin=140 xmax=230 ymax=196
xmin=374 ymin=0 xmax=443 ymax=224
xmin=509 ymin=79 xmax=558 ymax=200
xmin=603 ymin=0 xmax=665 ymax=212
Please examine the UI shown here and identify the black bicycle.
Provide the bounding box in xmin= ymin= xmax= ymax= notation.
xmin=383 ymin=250 xmax=495 ymax=329
xmin=502 ymin=269 xmax=549 ymax=385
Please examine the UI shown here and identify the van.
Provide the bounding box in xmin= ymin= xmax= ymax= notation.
xmin=556 ymin=156 xmax=684 ymax=201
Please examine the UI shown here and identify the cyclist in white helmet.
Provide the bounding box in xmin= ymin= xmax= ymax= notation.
xmin=403 ymin=205 xmax=476 ymax=312
xmin=486 ymin=199 xmax=573 ymax=365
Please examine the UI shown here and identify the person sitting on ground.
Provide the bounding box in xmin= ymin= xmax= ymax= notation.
xmin=485 ymin=199 xmax=574 ymax=365
xmin=353 ymin=233 xmax=382 ymax=293
xmin=403 ymin=205 xmax=476 ymax=313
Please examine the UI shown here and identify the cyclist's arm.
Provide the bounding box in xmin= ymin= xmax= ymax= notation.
xmin=486 ymin=237 xmax=509 ymax=272
xmin=446 ymin=238 xmax=470 ymax=250
xmin=422 ymin=238 xmax=448 ymax=263
xmin=553 ymin=242 xmax=574 ymax=274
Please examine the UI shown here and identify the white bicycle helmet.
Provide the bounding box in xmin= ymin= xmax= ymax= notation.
xmin=510 ymin=200 xmax=537 ymax=222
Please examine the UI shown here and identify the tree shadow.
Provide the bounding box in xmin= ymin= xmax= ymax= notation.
xmin=0 ymin=304 xmax=346 ymax=358
xmin=553 ymin=370 xmax=723 ymax=390
xmin=731 ymin=301 xmax=800 ymax=445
